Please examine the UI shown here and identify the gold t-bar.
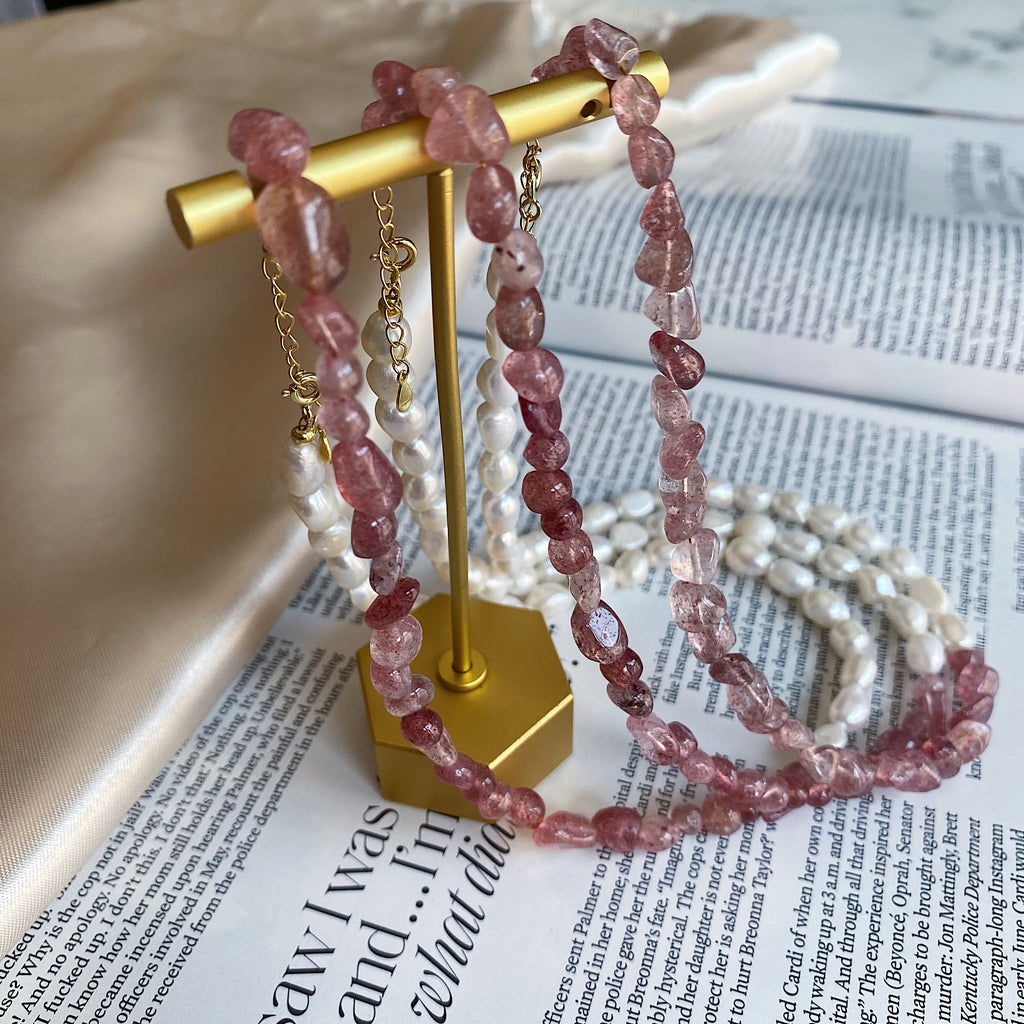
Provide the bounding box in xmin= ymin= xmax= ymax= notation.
xmin=165 ymin=52 xmax=668 ymax=248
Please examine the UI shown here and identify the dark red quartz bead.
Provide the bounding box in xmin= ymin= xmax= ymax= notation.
xmin=600 ymin=648 xmax=643 ymax=686
xmin=540 ymin=498 xmax=583 ymax=539
xmin=606 ymin=680 xmax=654 ymax=717
xmin=524 ymin=430 xmax=570 ymax=470
xmin=351 ymin=511 xmax=398 ymax=559
xmin=401 ymin=709 xmax=444 ymax=748
xmin=364 ymin=577 xmax=420 ymax=629
xmin=519 ymin=397 xmax=562 ymax=435
xmin=650 ymin=331 xmax=705 ymax=389
xmin=570 ymin=601 xmax=628 ymax=664
xmin=592 ymin=806 xmax=641 ymax=853
xmin=496 ymin=286 xmax=545 ymax=351
xmin=548 ymin=531 xmax=594 ymax=575
xmin=709 ymin=653 xmax=757 ymax=687
xmin=522 ymin=470 xmax=572 ymax=513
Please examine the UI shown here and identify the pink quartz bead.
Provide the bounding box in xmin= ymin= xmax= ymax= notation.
xmin=669 ymin=581 xmax=727 ymax=629
xmin=560 ymin=24 xmax=589 ymax=63
xmin=369 ymin=543 xmax=403 ymax=596
xmin=361 ymin=99 xmax=394 ymax=131
xmin=637 ymin=816 xmax=678 ymax=852
xmin=873 ymin=727 xmax=915 ymax=753
xmin=806 ymin=783 xmax=833 ymax=808
xmin=522 ymin=469 xmax=572 ymax=513
xmin=650 ymin=332 xmax=705 ymax=390
xmin=369 ymin=663 xmax=412 ymax=700
xmin=526 ymin=431 xmax=570 ymax=471
xmin=569 ymin=558 xmax=602 ymax=614
xmin=530 ymin=53 xmax=581 ymax=83
xmin=478 ymin=783 xmax=513 ymax=821
xmin=912 ymin=673 xmax=951 ymax=735
xmin=701 ymin=794 xmax=743 ymax=835
xmin=548 ymin=531 xmax=594 ymax=575
xmin=758 ymin=777 xmax=790 ymax=817
xmin=298 ymin=293 xmax=359 ymax=355
xmin=371 ymin=60 xmax=419 ymax=119
xmin=658 ymin=421 xmax=706 ymax=477
xmin=670 ymin=803 xmax=702 ymax=835
xmin=899 ymin=705 xmax=932 ymax=745
xmin=496 ymin=286 xmax=545 ymax=351
xmin=584 ymin=19 xmax=639 ymax=79
xmin=255 ymin=178 xmax=350 ymax=294
xmin=726 ymin=670 xmax=772 ymax=719
xmin=661 ymin=463 xmax=706 ymax=514
xmin=950 ymin=695 xmax=994 ymax=726
xmin=421 ymin=732 xmax=459 ymax=768
xmin=876 ymin=749 xmax=941 ymax=792
xmin=318 ymin=396 xmax=369 ymax=441
xmin=709 ymin=653 xmax=756 ymax=687
xmin=610 ymin=74 xmax=660 ymax=134
xmin=628 ymin=126 xmax=674 ymax=188
xmin=519 ymin=397 xmax=561 ymax=435
xmin=503 ymin=348 xmax=564 ymax=403
xmin=642 ymin=283 xmax=701 ymax=340
xmin=627 ymin=713 xmax=678 ymax=765
xmin=506 ymin=787 xmax=546 ymax=829
xmin=491 ymin=229 xmax=544 ymax=290
xmin=639 ymin=181 xmax=685 ymax=240
xmin=384 ymin=676 xmax=434 ymax=717
xmin=650 ymin=374 xmax=692 ymax=433
xmin=466 ymin=163 xmax=518 ymax=243
xmin=920 ymin=736 xmax=962 ymax=778
xmin=540 ymin=497 xmax=583 ymax=539
xmin=411 ymin=64 xmax=462 ymax=116
xmin=534 ymin=811 xmax=598 ymax=849
xmin=459 ymin=763 xmax=497 ymax=802
xmin=688 ymin=617 xmax=736 ymax=664
xmin=798 ymin=745 xmax=841 ymax=785
xmin=241 ymin=113 xmax=310 ymax=184
xmin=733 ymin=768 xmax=767 ymax=804
xmin=635 ymin=234 xmax=694 ymax=292
xmin=316 ymin=350 xmax=363 ymax=400
xmin=332 ymin=438 xmax=403 ymax=515
xmin=228 ymin=107 xmax=278 ymax=161
xmin=424 ymin=85 xmax=510 ymax=164
xmin=593 ymin=806 xmax=641 ymax=852
xmin=680 ymin=749 xmax=716 ymax=785
xmin=770 ymin=719 xmax=814 ymax=752
xmin=401 ymin=708 xmax=444 ymax=748
xmin=664 ymin=504 xmax=706 ymax=543
xmin=958 ymin=662 xmax=999 ymax=703
xmin=670 ymin=528 xmax=721 ymax=585
xmin=601 ymin=648 xmax=643 ymax=687
xmin=829 ymin=749 xmax=875 ymax=798
xmin=435 ymin=754 xmax=474 ymax=787
xmin=668 ymin=721 xmax=697 ymax=759
xmin=948 ymin=647 xmax=984 ymax=673
xmin=606 ymin=681 xmax=654 ymax=717
xmin=948 ymin=720 xmax=991 ymax=762
xmin=369 ymin=615 xmax=423 ymax=668
xmin=707 ymin=754 xmax=737 ymax=794
xmin=763 ymin=697 xmax=790 ymax=732
xmin=364 ymin=577 xmax=420 ymax=629
xmin=570 ymin=601 xmax=628 ymax=663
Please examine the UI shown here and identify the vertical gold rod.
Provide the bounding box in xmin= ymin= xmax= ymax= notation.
xmin=427 ymin=168 xmax=473 ymax=676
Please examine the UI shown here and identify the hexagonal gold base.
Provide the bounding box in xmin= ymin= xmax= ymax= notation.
xmin=357 ymin=594 xmax=573 ymax=819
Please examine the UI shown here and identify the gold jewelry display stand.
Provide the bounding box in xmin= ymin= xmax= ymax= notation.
xmin=167 ymin=53 xmax=669 ymax=818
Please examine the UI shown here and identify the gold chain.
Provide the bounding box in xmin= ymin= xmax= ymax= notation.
xmin=371 ymin=186 xmax=417 ymax=412
xmin=519 ymin=140 xmax=543 ymax=235
xmin=262 ymin=251 xmax=325 ymax=448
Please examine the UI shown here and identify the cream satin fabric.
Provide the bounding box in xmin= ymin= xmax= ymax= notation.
xmin=0 ymin=0 xmax=835 ymax=953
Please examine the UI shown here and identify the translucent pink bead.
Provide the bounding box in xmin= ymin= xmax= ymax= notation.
xmin=689 ymin=617 xmax=736 ymax=663
xmin=606 ymin=681 xmax=653 ymax=717
xmin=650 ymin=332 xmax=705 ymax=389
xmin=635 ymin=234 xmax=693 ymax=291
xmin=369 ymin=615 xmax=423 ymax=668
xmin=640 ymin=181 xmax=685 ymax=240
xmin=560 ymin=24 xmax=589 ymax=64
xmin=466 ymin=163 xmax=518 ymax=243
xmin=758 ymin=778 xmax=790 ymax=816
xmin=876 ymin=749 xmax=941 ymax=792
xmin=459 ymin=763 xmax=496 ymax=802
xmin=228 ymin=108 xmax=278 ymax=161
xmin=477 ymin=783 xmax=513 ymax=821
xmin=701 ymin=794 xmax=743 ymax=835
xmin=628 ymin=126 xmax=674 ymax=188
xmin=435 ymin=754 xmax=474 ymax=786
xmin=948 ymin=720 xmax=991 ymax=762
xmin=401 ymin=708 xmax=444 ymax=748
xmin=233 ymin=110 xmax=309 ymax=183
xmin=668 ymin=721 xmax=697 ymax=759
xmin=491 ymin=229 xmax=544 ymax=290
xmin=669 ymin=581 xmax=727 ymax=630
xmin=950 ymin=695 xmax=994 ymax=726
xmin=411 ymin=64 xmax=461 ymax=116
xmin=664 ymin=504 xmax=706 ymax=543
xmin=332 ymin=439 xmax=403 ymax=515
xmin=369 ymin=544 xmax=403 ymax=596
xmin=709 ymin=653 xmax=755 ymax=687
xmin=522 ymin=470 xmax=572 ymax=513
xmin=806 ymin=783 xmax=833 ymax=807
xmin=519 ymin=397 xmax=561 ymax=435
xmin=496 ymin=286 xmax=545 ymax=350
xmin=361 ymin=100 xmax=394 ymax=131
xmin=958 ymin=663 xmax=999 ymax=704
xmin=799 ymin=745 xmax=845 ymax=786
xmin=912 ymin=673 xmax=951 ymax=736
xmin=680 ymin=749 xmax=715 ymax=785
xmin=548 ymin=531 xmax=594 ymax=574
xmin=526 ymin=430 xmax=570 ymax=472
xmin=571 ymin=601 xmax=628 ymax=663
xmin=316 ymin=350 xmax=363 ymax=400
xmin=627 ymin=713 xmax=678 ymax=765
xmin=503 ymin=348 xmax=564 ymax=403
xmin=255 ymin=178 xmax=349 ymax=294
xmin=352 ymin=512 xmax=398 ymax=560
xmin=610 ymin=74 xmax=660 ymax=134
xmin=600 ymin=648 xmax=643 ymax=686
xmin=534 ymin=811 xmax=597 ymax=848
xmin=658 ymin=421 xmax=706 ymax=477
xmin=569 ymin=559 xmax=602 ymax=614
xmin=540 ymin=497 xmax=582 ymax=539
xmin=530 ymin=53 xmax=580 ymax=83
xmin=593 ymin=806 xmax=641 ymax=852
xmin=726 ymin=670 xmax=772 ymax=720
xmin=424 ymin=85 xmax=509 ymax=164
xmin=384 ymin=676 xmax=434 ymax=717
xmin=298 ymin=293 xmax=358 ymax=355
xmin=318 ymin=396 xmax=369 ymax=441
xmin=421 ymin=732 xmax=459 ymax=768
xmin=948 ymin=647 xmax=984 ymax=673
xmin=369 ymin=663 xmax=412 ymax=699
xmin=661 ymin=463 xmax=706 ymax=514
xmin=763 ymin=697 xmax=790 ymax=732
xmin=365 ymin=577 xmax=420 ymax=629
xmin=733 ymin=768 xmax=767 ymax=804
xmin=506 ymin=787 xmax=545 ymax=829
xmin=643 ymin=283 xmax=701 ymax=340
xmin=584 ymin=19 xmax=639 ymax=79
xmin=637 ymin=815 xmax=678 ymax=852
xmin=371 ymin=60 xmax=419 ymax=115
xmin=670 ymin=528 xmax=721 ymax=584
xmin=650 ymin=374 xmax=692 ymax=433
xmin=670 ymin=803 xmax=702 ymax=834
xmin=707 ymin=754 xmax=737 ymax=794
xmin=920 ymin=737 xmax=962 ymax=778
xmin=770 ymin=719 xmax=814 ymax=751
xmin=829 ymin=749 xmax=876 ymax=798
xmin=873 ymin=727 xmax=915 ymax=753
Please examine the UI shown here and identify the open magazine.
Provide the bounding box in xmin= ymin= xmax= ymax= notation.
xmin=2 ymin=100 xmax=1022 ymax=1023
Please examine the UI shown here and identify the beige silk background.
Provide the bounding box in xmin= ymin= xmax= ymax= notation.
xmin=0 ymin=0 xmax=834 ymax=953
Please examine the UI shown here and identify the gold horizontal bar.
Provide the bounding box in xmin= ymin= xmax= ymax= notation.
xmin=166 ymin=52 xmax=668 ymax=248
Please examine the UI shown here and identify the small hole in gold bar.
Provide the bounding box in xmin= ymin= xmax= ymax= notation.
xmin=579 ymin=99 xmax=602 ymax=120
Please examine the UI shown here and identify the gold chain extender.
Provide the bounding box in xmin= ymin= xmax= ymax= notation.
xmin=372 ymin=186 xmax=417 ymax=413
xmin=519 ymin=140 xmax=543 ymax=235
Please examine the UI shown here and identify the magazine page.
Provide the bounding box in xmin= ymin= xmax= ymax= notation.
xmin=2 ymin=344 xmax=1022 ymax=1023
xmin=460 ymin=101 xmax=1024 ymax=425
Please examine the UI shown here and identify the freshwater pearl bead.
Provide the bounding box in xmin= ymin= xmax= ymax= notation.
xmin=583 ymin=501 xmax=618 ymax=533
xmin=771 ymin=490 xmax=808 ymax=522
xmin=476 ymin=358 xmax=517 ymax=405
xmin=478 ymin=450 xmax=518 ymax=492
xmin=365 ymin=360 xmax=418 ymax=403
xmin=413 ymin=502 xmax=447 ymax=531
xmin=732 ymin=513 xmax=776 ymax=546
xmin=842 ymin=521 xmax=885 ymax=558
xmin=419 ymin=529 xmax=448 ymax=561
xmin=610 ymin=520 xmax=648 ymax=551
xmin=360 ymin=311 xmax=409 ymax=362
xmin=467 ymin=556 xmax=488 ymax=595
xmin=485 ymin=530 xmax=524 ymax=566
xmin=814 ymin=722 xmax=848 ymax=747
xmin=830 ymin=688 xmax=870 ymax=729
xmin=705 ymin=477 xmax=734 ymax=509
xmin=765 ymin=557 xmax=813 ymax=596
xmin=476 ymin=404 xmax=517 ymax=452
xmin=308 ymin=520 xmax=351 ymax=558
xmin=734 ymin=483 xmax=772 ymax=513
xmin=392 ymin=437 xmax=436 ymax=475
xmin=817 ymin=544 xmax=860 ymax=582
xmin=482 ymin=490 xmax=519 ymax=533
xmin=878 ymin=546 xmax=923 ymax=582
xmin=932 ymin=612 xmax=973 ymax=649
xmin=291 ymin=482 xmax=342 ymax=532
xmin=376 ymin=398 xmax=427 ymax=442
xmin=906 ymin=575 xmax=947 ymax=615
xmin=525 ymin=581 xmax=568 ymax=611
xmin=724 ymin=537 xmax=772 ymax=576
xmin=615 ymin=549 xmax=650 ymax=587
xmin=906 ymin=632 xmax=945 ymax=675
xmin=806 ymin=503 xmax=848 ymax=539
xmin=523 ymin=530 xmax=549 ymax=564
xmin=616 ymin=489 xmax=656 ymax=519
xmin=645 ymin=538 xmax=674 ymax=564
xmin=800 ymin=587 xmax=850 ymax=626
xmin=774 ymin=529 xmax=821 ymax=563
xmin=281 ymin=440 xmax=326 ymax=496
xmin=703 ymin=510 xmax=733 ymax=537
xmin=829 ymin=620 xmax=870 ymax=657
xmin=839 ymin=653 xmax=876 ymax=689
xmin=592 ymin=536 xmax=614 ymax=564
xmin=403 ymin=472 xmax=442 ymax=511
xmin=480 ymin=571 xmax=513 ymax=601
xmin=854 ymin=565 xmax=897 ymax=605
xmin=508 ymin=568 xmax=539 ymax=596
xmin=350 ymin=580 xmax=377 ymax=611
xmin=327 ymin=550 xmax=370 ymax=589
xmin=887 ymin=596 xmax=928 ymax=637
